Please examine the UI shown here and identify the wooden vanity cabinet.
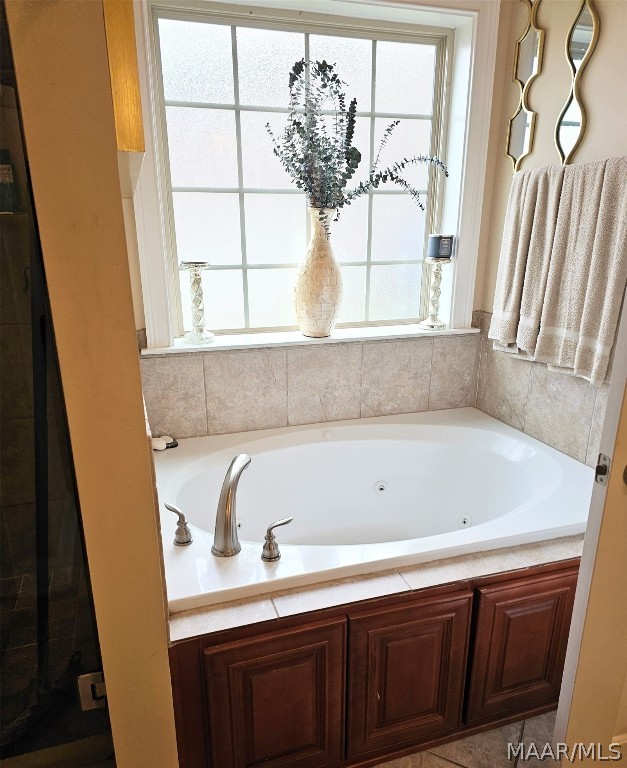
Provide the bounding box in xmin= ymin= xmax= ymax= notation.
xmin=347 ymin=588 xmax=472 ymax=761
xmin=169 ymin=559 xmax=579 ymax=768
xmin=203 ymin=616 xmax=346 ymax=768
xmin=465 ymin=565 xmax=579 ymax=725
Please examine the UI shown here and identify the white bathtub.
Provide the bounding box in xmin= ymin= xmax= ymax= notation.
xmin=154 ymin=408 xmax=593 ymax=611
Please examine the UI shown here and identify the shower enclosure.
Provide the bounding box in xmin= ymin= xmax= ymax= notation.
xmin=0 ymin=5 xmax=113 ymax=764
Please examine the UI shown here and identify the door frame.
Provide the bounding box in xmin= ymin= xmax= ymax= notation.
xmin=555 ymin=299 xmax=627 ymax=746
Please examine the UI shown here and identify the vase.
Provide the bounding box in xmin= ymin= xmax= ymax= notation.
xmin=295 ymin=208 xmax=343 ymax=337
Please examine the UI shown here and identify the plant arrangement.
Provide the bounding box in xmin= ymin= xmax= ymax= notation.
xmin=266 ymin=58 xmax=448 ymax=226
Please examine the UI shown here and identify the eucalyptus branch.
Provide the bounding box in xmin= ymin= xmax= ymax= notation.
xmin=371 ymin=120 xmax=400 ymax=174
xmin=266 ymin=59 xmax=447 ymax=217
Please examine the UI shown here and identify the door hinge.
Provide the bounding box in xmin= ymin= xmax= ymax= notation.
xmin=595 ymin=453 xmax=611 ymax=486
xmin=77 ymin=671 xmax=107 ymax=711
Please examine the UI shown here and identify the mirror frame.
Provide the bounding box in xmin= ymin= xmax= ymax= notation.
xmin=554 ymin=0 xmax=600 ymax=165
xmin=506 ymin=0 xmax=545 ymax=172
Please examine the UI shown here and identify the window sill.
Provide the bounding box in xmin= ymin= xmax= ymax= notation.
xmin=140 ymin=324 xmax=479 ymax=356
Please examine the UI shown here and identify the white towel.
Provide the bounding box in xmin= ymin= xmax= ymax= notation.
xmin=534 ymin=156 xmax=627 ymax=384
xmin=488 ymin=165 xmax=564 ymax=352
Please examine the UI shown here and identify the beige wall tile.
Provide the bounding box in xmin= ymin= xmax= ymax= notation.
xmin=519 ymin=712 xmax=558 ymax=766
xmin=287 ymin=344 xmax=361 ymax=426
xmin=399 ymin=549 xmax=524 ymax=591
xmin=169 ymin=597 xmax=277 ymax=642
xmin=272 ymin=571 xmax=409 ymax=618
xmin=431 ymin=721 xmax=523 ymax=768
xmin=0 ymin=218 xmax=31 ymax=326
xmin=361 ymin=338 xmax=433 ymax=417
xmin=510 ymin=535 xmax=584 ymax=567
xmin=203 ymin=348 xmax=287 ymax=434
xmin=0 ymin=325 xmax=33 ymax=419
xmin=585 ymin=383 xmax=609 ymax=467
xmin=376 ymin=750 xmax=469 ymax=767
xmin=0 ymin=418 xmax=35 ymax=507
xmin=477 ymin=334 xmax=533 ymax=430
xmin=430 ymin=334 xmax=480 ymax=410
xmin=140 ymin=355 xmax=207 ymax=439
xmin=523 ymin=364 xmax=597 ymax=462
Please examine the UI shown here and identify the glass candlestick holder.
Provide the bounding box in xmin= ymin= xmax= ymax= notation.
xmin=420 ymin=257 xmax=452 ymax=330
xmin=180 ymin=261 xmax=214 ymax=344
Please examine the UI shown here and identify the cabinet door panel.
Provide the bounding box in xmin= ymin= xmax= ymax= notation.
xmin=203 ymin=617 xmax=345 ymax=768
xmin=348 ymin=590 xmax=472 ymax=759
xmin=466 ymin=567 xmax=578 ymax=725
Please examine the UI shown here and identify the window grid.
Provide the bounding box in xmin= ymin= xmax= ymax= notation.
xmin=156 ymin=17 xmax=445 ymax=335
xmin=230 ymin=25 xmax=250 ymax=328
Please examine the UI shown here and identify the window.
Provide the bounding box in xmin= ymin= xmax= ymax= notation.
xmin=152 ymin=13 xmax=448 ymax=335
xmin=133 ymin=0 xmax=500 ymax=354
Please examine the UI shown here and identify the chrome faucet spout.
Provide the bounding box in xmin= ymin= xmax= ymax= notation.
xmin=212 ymin=453 xmax=251 ymax=557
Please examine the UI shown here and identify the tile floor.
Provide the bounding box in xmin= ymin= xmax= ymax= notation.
xmin=82 ymin=712 xmax=557 ymax=768
xmin=376 ymin=711 xmax=557 ymax=768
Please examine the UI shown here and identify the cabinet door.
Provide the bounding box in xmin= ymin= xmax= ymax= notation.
xmin=347 ymin=589 xmax=472 ymax=759
xmin=203 ymin=616 xmax=346 ymax=768
xmin=466 ymin=566 xmax=578 ymax=725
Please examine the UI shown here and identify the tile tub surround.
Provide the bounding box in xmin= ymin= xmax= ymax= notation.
xmin=140 ymin=314 xmax=606 ymax=464
xmin=474 ymin=311 xmax=609 ymax=467
xmin=168 ymin=534 xmax=584 ymax=640
xmin=141 ymin=333 xmax=481 ymax=438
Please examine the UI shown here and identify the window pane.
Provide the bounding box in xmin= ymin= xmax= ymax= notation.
xmin=180 ymin=269 xmax=245 ymax=331
xmin=173 ymin=193 xmax=241 ymax=265
xmin=336 ymin=266 xmax=366 ymax=323
xmin=369 ymin=264 xmax=422 ymax=321
xmin=373 ymin=118 xmax=432 ymax=190
xmin=375 ymin=41 xmax=436 ymax=115
xmin=158 ymin=19 xmax=234 ymax=104
xmin=309 ymin=34 xmax=372 ymax=111
xmin=248 ymin=268 xmax=298 ymax=327
xmin=166 ymin=107 xmax=238 ymax=188
xmin=241 ymin=112 xmax=295 ymax=189
xmin=237 ymin=28 xmax=304 ymax=107
xmin=371 ymin=195 xmax=425 ymax=262
xmin=331 ymin=196 xmax=368 ymax=264
xmin=244 ymin=194 xmax=306 ymax=264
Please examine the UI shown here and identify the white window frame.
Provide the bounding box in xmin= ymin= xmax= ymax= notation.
xmin=133 ymin=0 xmax=501 ymax=350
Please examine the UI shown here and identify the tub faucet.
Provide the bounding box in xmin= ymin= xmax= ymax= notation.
xmin=211 ymin=454 xmax=251 ymax=557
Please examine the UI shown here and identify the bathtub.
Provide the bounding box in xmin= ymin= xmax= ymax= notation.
xmin=154 ymin=407 xmax=593 ymax=611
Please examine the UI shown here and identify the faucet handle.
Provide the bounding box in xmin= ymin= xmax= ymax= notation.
xmin=261 ymin=517 xmax=293 ymax=562
xmin=165 ymin=503 xmax=193 ymax=546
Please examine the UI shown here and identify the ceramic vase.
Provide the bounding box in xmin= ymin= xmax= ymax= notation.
xmin=295 ymin=208 xmax=343 ymax=337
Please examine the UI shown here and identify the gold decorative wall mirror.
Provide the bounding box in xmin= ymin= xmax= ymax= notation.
xmin=506 ymin=0 xmax=545 ymax=171
xmin=555 ymin=0 xmax=600 ymax=164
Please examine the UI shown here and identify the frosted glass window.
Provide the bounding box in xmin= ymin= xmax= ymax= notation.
xmin=156 ymin=18 xmax=446 ymax=334
xmin=173 ymin=193 xmax=242 ymax=265
xmin=336 ymin=266 xmax=367 ymax=323
xmin=376 ymin=41 xmax=436 ymax=115
xmin=248 ymin=269 xmax=298 ymax=327
xmin=166 ymin=107 xmax=238 ymax=188
xmin=159 ymin=19 xmax=234 ymax=104
xmin=369 ymin=264 xmax=422 ymax=321
xmin=309 ymin=35 xmax=372 ymax=111
xmin=181 ymin=270 xmax=245 ymax=331
xmin=241 ymin=112 xmax=295 ymax=189
xmin=370 ymin=195 xmax=426 ymax=262
xmin=245 ymin=195 xmax=306 ymax=264
xmin=237 ymin=28 xmax=304 ymax=107
xmin=374 ymin=118 xmax=432 ymax=190
xmin=332 ymin=197 xmax=369 ymax=264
